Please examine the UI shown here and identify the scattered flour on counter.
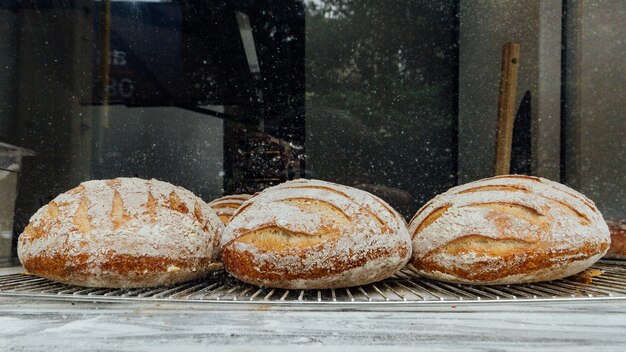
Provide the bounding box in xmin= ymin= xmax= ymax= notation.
xmin=0 ymin=317 xmax=36 ymax=335
xmin=41 ymin=316 xmax=157 ymax=335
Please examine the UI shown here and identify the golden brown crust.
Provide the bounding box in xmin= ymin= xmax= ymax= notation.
xmin=223 ymin=245 xmax=405 ymax=286
xmin=221 ymin=179 xmax=412 ymax=289
xmin=21 ymin=253 xmax=218 ymax=288
xmin=605 ymin=220 xmax=626 ymax=260
xmin=208 ymin=194 xmax=252 ymax=224
xmin=414 ymin=240 xmax=609 ymax=283
xmin=18 ymin=178 xmax=224 ymax=288
xmin=413 ymin=206 xmax=449 ymax=237
xmin=408 ymin=175 xmax=611 ymax=285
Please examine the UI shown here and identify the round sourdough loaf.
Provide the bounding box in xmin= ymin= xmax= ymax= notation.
xmin=221 ymin=179 xmax=412 ymax=289
xmin=408 ymin=175 xmax=611 ymax=285
xmin=17 ymin=178 xmax=224 ymax=288
xmin=208 ymin=194 xmax=252 ymax=224
xmin=605 ymin=220 xmax=626 ymax=260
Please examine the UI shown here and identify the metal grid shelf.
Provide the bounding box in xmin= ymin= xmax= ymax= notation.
xmin=1 ymin=260 xmax=626 ymax=307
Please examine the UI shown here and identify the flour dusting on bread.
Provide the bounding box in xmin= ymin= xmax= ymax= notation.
xmin=408 ymin=175 xmax=610 ymax=285
xmin=221 ymin=179 xmax=412 ymax=289
xmin=18 ymin=178 xmax=224 ymax=288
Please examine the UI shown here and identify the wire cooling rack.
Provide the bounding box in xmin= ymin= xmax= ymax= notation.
xmin=1 ymin=260 xmax=625 ymax=309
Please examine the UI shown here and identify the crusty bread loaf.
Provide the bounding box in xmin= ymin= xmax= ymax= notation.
xmin=17 ymin=178 xmax=224 ymax=288
xmin=408 ymin=175 xmax=610 ymax=285
xmin=208 ymin=194 xmax=252 ymax=224
xmin=605 ymin=220 xmax=626 ymax=260
xmin=221 ymin=179 xmax=412 ymax=289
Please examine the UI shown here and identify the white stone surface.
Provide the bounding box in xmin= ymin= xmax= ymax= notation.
xmin=2 ymin=266 xmax=626 ymax=351
xmin=1 ymin=298 xmax=626 ymax=351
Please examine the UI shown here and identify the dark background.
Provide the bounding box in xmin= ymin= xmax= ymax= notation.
xmin=0 ymin=0 xmax=459 ymax=258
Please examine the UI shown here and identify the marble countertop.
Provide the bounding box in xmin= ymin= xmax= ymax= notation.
xmin=2 ymin=266 xmax=626 ymax=351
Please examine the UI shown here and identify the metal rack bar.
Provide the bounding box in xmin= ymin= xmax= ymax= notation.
xmin=2 ymin=260 xmax=626 ymax=307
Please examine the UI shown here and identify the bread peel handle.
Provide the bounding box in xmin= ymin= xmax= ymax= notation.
xmin=494 ymin=42 xmax=520 ymax=176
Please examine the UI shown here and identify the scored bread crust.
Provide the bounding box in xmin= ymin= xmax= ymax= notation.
xmin=408 ymin=175 xmax=611 ymax=285
xmin=605 ymin=220 xmax=626 ymax=260
xmin=208 ymin=194 xmax=252 ymax=224
xmin=221 ymin=179 xmax=412 ymax=289
xmin=17 ymin=178 xmax=224 ymax=288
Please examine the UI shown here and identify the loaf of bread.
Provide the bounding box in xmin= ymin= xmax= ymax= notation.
xmin=605 ymin=220 xmax=626 ymax=260
xmin=208 ymin=194 xmax=252 ymax=224
xmin=17 ymin=178 xmax=224 ymax=288
xmin=221 ymin=179 xmax=412 ymax=289
xmin=408 ymin=175 xmax=610 ymax=285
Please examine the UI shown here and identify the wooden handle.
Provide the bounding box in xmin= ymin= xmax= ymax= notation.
xmin=493 ymin=42 xmax=520 ymax=176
